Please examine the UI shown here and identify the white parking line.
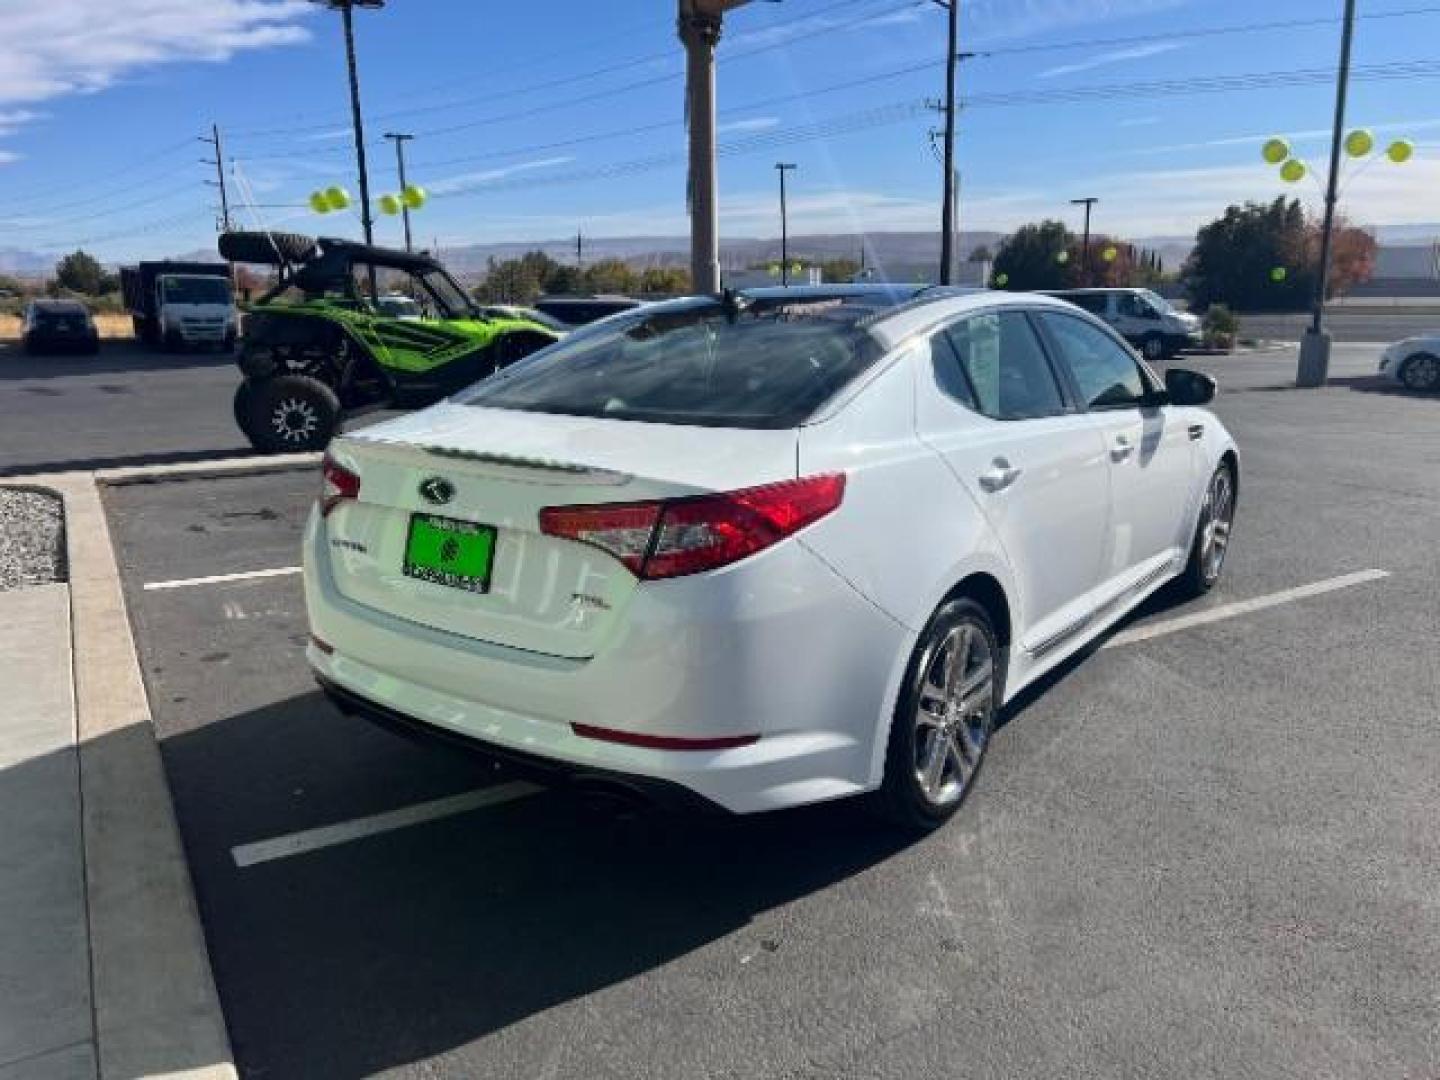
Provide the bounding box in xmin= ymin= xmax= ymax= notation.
xmin=143 ymin=565 xmax=301 ymax=591
xmin=231 ymin=781 xmax=542 ymax=868
xmin=1104 ymin=569 xmax=1390 ymax=649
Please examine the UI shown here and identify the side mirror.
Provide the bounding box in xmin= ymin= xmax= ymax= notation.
xmin=1165 ymin=367 xmax=1216 ymax=406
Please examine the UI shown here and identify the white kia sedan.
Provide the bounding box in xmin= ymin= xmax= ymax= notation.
xmin=1378 ymin=333 xmax=1440 ymax=391
xmin=304 ymin=287 xmax=1238 ymax=830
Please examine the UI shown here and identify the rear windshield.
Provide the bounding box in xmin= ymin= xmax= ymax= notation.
xmin=460 ymin=296 xmax=886 ymax=428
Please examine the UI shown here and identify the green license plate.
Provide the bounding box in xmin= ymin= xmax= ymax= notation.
xmin=402 ymin=514 xmax=496 ymax=593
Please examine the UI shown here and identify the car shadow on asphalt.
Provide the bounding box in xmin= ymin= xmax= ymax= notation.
xmin=157 ymin=692 xmax=918 ymax=1077
xmin=1326 ymin=375 xmax=1440 ymax=400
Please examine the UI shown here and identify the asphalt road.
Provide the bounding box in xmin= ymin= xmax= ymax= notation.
xmin=99 ymin=342 xmax=1440 ymax=1079
xmin=1237 ymin=304 xmax=1440 ymax=344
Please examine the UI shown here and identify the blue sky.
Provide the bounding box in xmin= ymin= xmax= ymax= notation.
xmin=1 ymin=0 xmax=1438 ymax=260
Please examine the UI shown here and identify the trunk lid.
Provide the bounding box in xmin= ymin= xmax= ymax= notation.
xmin=323 ymin=402 xmax=798 ymax=659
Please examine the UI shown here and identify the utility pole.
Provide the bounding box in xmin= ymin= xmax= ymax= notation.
xmin=1298 ymin=0 xmax=1357 ymax=388
xmin=679 ymin=1 xmax=753 ymax=294
xmin=1071 ymin=197 xmax=1099 ymax=285
xmin=576 ymin=229 xmax=584 ymax=270
xmin=310 ymin=0 xmax=383 ymax=252
xmin=934 ymin=0 xmax=960 ymax=285
xmin=775 ymin=163 xmax=797 ymax=286
xmin=199 ymin=124 xmax=231 ymax=232
xmin=383 ymin=131 xmax=414 ymax=252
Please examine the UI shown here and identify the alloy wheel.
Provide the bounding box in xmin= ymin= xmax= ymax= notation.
xmin=1200 ymin=468 xmax=1234 ymax=584
xmin=1402 ymin=354 xmax=1439 ymax=391
xmin=912 ymin=621 xmax=995 ymax=808
xmin=272 ymin=398 xmax=319 ymax=444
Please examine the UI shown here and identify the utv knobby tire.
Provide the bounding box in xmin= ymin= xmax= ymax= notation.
xmin=243 ymin=375 xmax=340 ymax=454
xmin=218 ymin=230 xmax=319 ymax=266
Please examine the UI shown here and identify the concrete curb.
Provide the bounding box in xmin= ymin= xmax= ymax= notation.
xmin=98 ymin=452 xmax=320 ymax=487
xmin=36 ymin=474 xmax=237 ymax=1080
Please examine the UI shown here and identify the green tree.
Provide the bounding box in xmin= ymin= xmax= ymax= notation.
xmin=990 ymin=220 xmax=1075 ymax=290
xmin=639 ymin=265 xmax=692 ymax=295
xmin=54 ymin=250 xmax=110 ymax=295
xmin=1183 ymin=197 xmax=1312 ymax=311
xmin=818 ymin=257 xmax=861 ymax=284
xmin=581 ymin=258 xmax=638 ymax=295
xmin=473 ymin=251 xmax=564 ymax=304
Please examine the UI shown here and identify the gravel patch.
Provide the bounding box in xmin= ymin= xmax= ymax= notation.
xmin=0 ymin=487 xmax=66 ymax=590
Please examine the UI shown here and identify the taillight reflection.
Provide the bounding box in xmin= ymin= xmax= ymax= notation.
xmin=320 ymin=455 xmax=360 ymax=517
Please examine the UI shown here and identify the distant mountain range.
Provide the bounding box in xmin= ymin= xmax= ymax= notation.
xmin=4 ymin=225 xmax=1436 ymax=282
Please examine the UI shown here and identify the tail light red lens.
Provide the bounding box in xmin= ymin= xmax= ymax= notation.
xmin=320 ymin=455 xmax=360 ymax=517
xmin=539 ymin=473 xmax=845 ymax=580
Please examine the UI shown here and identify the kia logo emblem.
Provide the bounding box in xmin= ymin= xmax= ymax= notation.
xmin=418 ymin=477 xmax=455 ymax=505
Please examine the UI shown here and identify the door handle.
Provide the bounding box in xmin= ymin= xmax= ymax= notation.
xmin=1111 ymin=436 xmax=1135 ymax=462
xmin=979 ymin=458 xmax=1022 ymax=493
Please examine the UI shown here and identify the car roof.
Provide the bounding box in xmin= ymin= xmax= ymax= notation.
xmin=1042 ymin=287 xmax=1144 ymax=294
xmin=31 ymin=299 xmax=88 ymax=312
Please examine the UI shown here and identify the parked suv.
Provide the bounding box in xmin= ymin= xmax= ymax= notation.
xmin=1044 ymin=288 xmax=1199 ymax=361
xmin=21 ymin=299 xmax=100 ymax=355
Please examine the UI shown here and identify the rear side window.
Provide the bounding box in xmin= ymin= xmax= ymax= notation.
xmin=460 ymin=297 xmax=885 ymax=429
xmin=942 ymin=311 xmax=1066 ymax=420
xmin=1038 ymin=311 xmax=1149 ymax=409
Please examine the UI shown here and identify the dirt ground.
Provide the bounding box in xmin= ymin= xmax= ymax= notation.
xmin=0 ymin=313 xmax=132 ymax=341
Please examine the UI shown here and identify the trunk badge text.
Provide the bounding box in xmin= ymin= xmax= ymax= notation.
xmin=419 ymin=477 xmax=456 ymax=505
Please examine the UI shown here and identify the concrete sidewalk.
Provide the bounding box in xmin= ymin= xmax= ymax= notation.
xmin=1 ymin=476 xmax=236 ymax=1080
xmin=0 ymin=583 xmax=93 ymax=1080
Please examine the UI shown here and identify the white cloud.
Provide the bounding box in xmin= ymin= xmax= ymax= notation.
xmin=718 ymin=117 xmax=781 ymax=135
xmin=965 ymin=0 xmax=1189 ymax=42
xmin=0 ymin=151 xmax=22 ymax=166
xmin=0 ymin=2 xmax=312 ymax=136
xmin=1124 ymin=118 xmax=1440 ymax=157
xmin=1119 ymin=115 xmax=1163 ymax=127
xmin=428 ymin=157 xmax=575 ymax=197
xmin=1039 ymin=41 xmax=1184 ymax=79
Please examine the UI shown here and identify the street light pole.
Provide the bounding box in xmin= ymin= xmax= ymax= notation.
xmin=311 ymin=0 xmax=383 ymax=250
xmin=384 ymin=131 xmax=415 ymax=252
xmin=1071 ymin=197 xmax=1098 ymax=285
xmin=1298 ymin=0 xmax=1357 ymax=388
xmin=776 ymin=163 xmax=797 ymax=286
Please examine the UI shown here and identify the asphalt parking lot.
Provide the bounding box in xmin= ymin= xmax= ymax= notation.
xmin=0 ymin=339 xmax=393 ymax=476
xmin=95 ymin=342 xmax=1439 ymax=1079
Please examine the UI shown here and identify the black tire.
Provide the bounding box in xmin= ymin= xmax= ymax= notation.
xmin=1141 ymin=334 xmax=1167 ymax=362
xmin=1400 ymin=353 xmax=1440 ymax=392
xmin=232 ymin=379 xmax=259 ymax=442
xmin=876 ymin=597 xmax=1003 ymax=832
xmin=218 ymin=230 xmax=319 ymax=266
xmin=242 ymin=375 xmax=340 ymax=454
xmin=1179 ymin=461 xmax=1237 ymax=597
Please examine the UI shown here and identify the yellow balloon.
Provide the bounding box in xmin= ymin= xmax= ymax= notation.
xmin=1270 ymin=267 xmax=1288 ymax=283
xmin=994 ymin=273 xmax=1009 ymax=287
xmin=378 ymin=194 xmax=403 ymax=216
xmin=308 ymin=191 xmax=330 ymax=214
xmin=767 ymin=263 xmax=780 ymax=277
xmin=1102 ymin=246 xmax=1119 ymax=263
xmin=1344 ymin=129 xmax=1374 ymax=158
xmin=1387 ymin=139 xmax=1415 ymax=164
xmin=1262 ymin=138 xmax=1290 ymax=165
xmin=1279 ymin=158 xmax=1307 ymax=183
xmin=1056 ymin=250 xmax=1070 ymax=265
xmin=324 ymin=185 xmax=351 ymax=211
xmin=402 ymin=184 xmax=427 ymax=210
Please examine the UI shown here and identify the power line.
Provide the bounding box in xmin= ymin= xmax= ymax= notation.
xmin=0 ymin=139 xmax=196 ymax=213
xmin=228 ymin=0 xmax=894 ymax=142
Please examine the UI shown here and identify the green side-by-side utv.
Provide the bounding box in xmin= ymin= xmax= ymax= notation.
xmin=219 ymin=231 xmax=562 ymax=453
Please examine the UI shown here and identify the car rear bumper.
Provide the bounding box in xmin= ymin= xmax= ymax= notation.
xmin=316 ymin=675 xmax=727 ymax=814
xmin=303 ymin=508 xmax=910 ymax=814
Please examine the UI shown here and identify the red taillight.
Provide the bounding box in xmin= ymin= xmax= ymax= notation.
xmin=320 ymin=454 xmax=360 ymax=518
xmin=571 ymin=723 xmax=759 ymax=751
xmin=539 ymin=473 xmax=845 ymax=580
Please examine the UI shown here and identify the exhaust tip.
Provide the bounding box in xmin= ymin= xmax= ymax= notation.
xmin=567 ymin=775 xmax=654 ymax=819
